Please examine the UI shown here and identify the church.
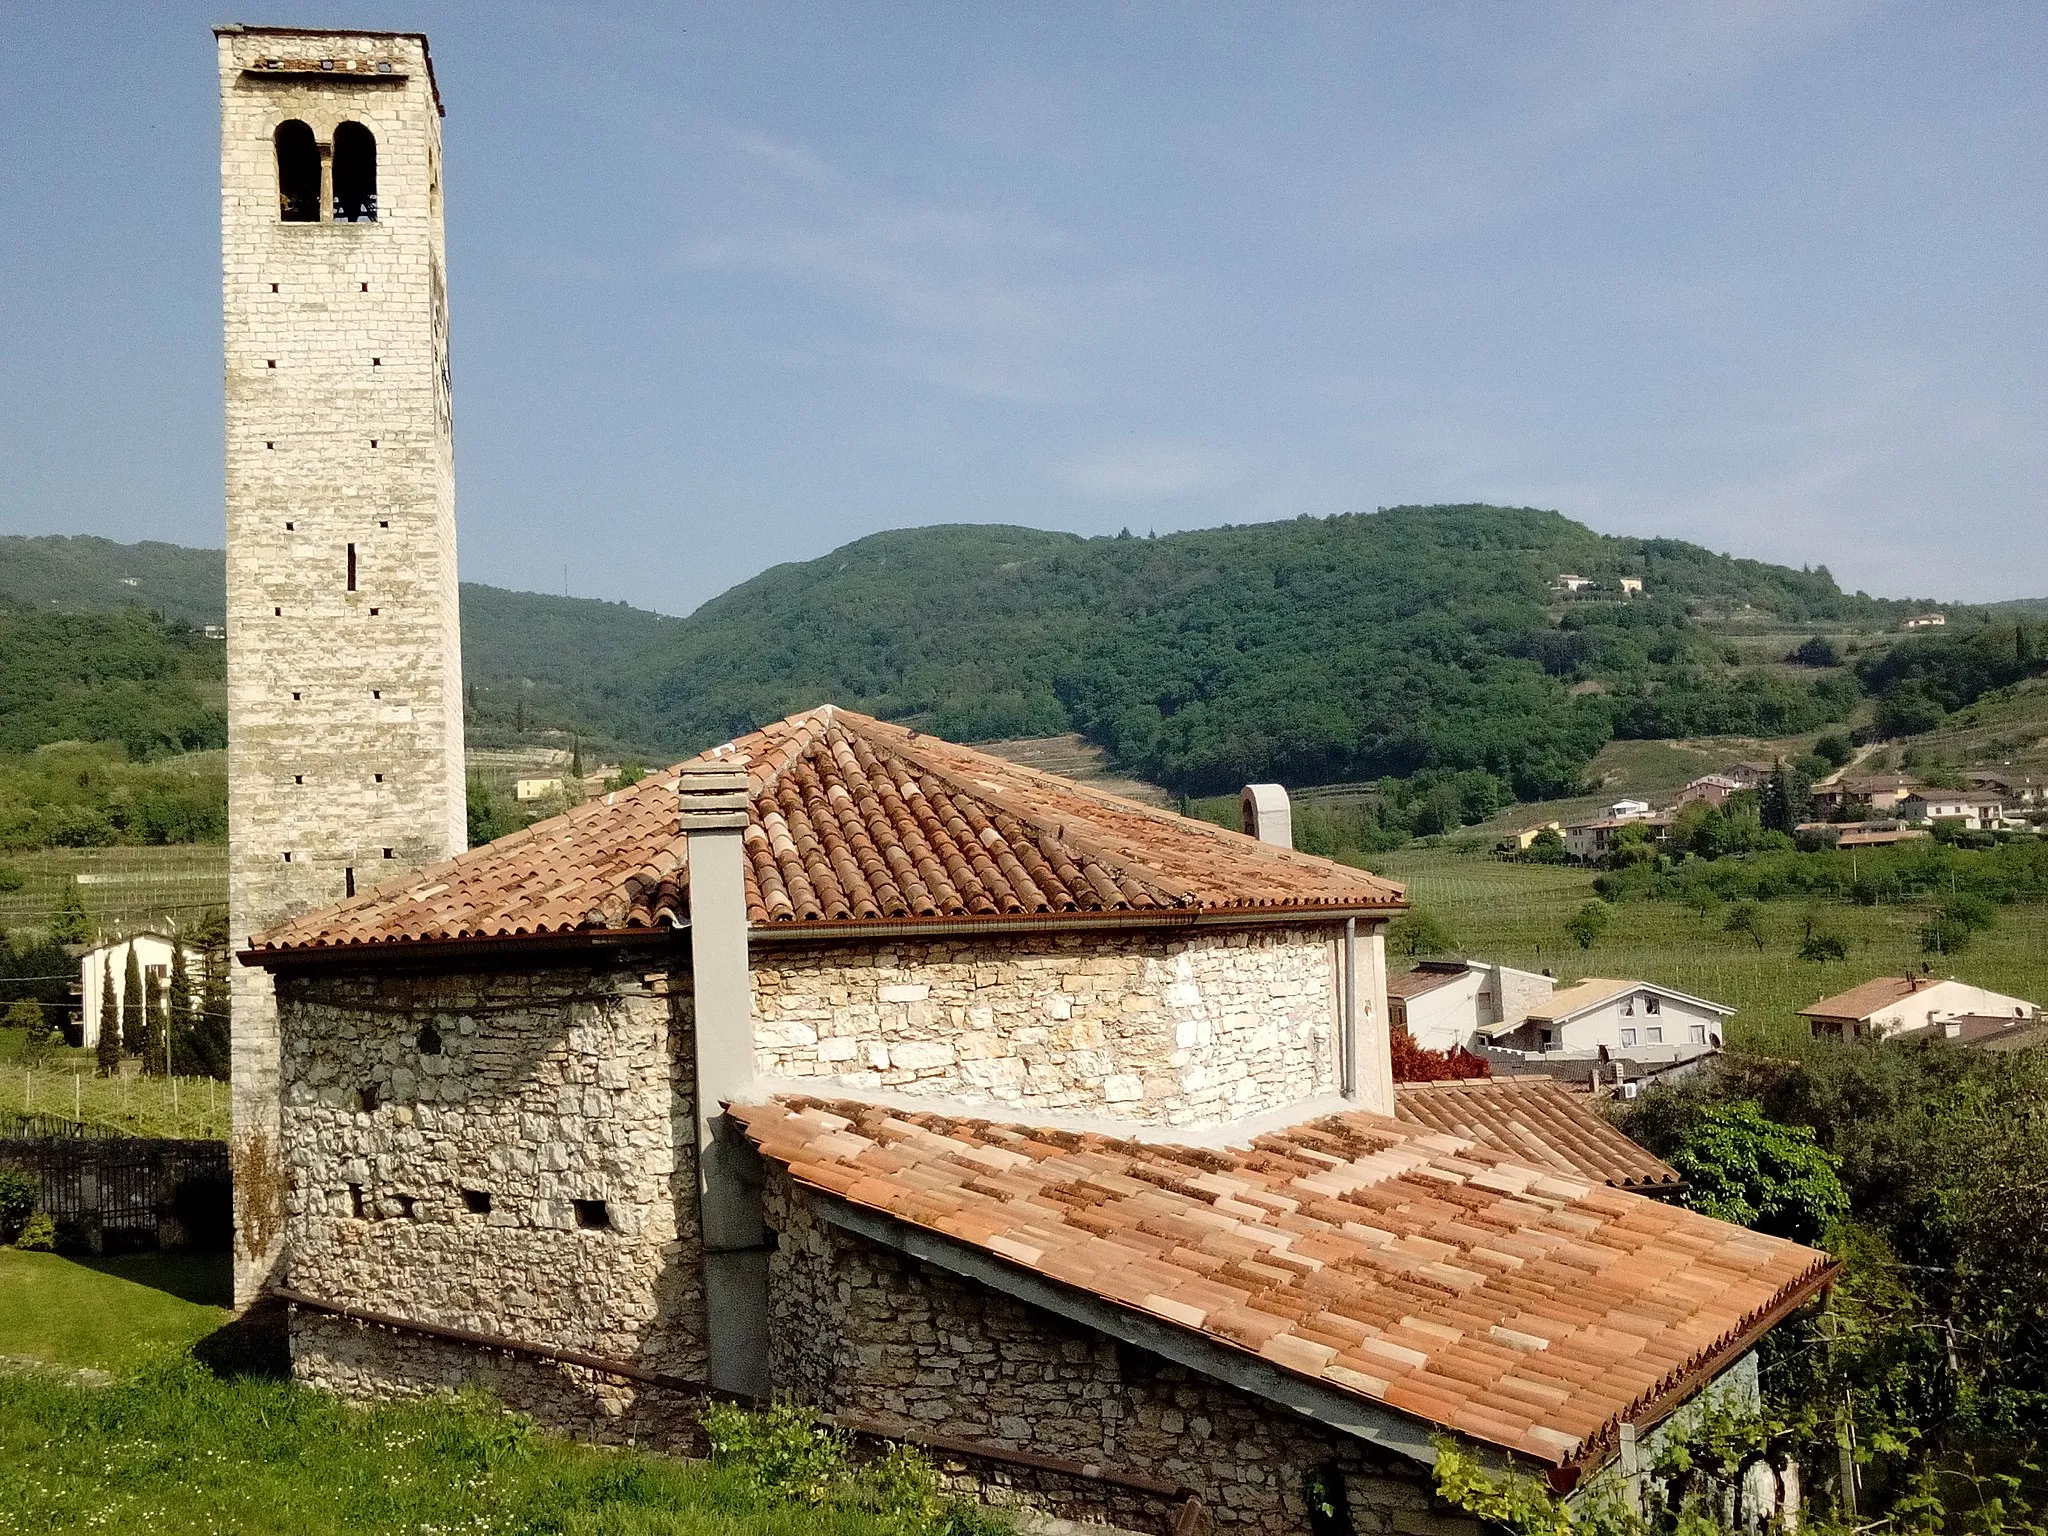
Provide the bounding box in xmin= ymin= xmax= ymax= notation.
xmin=217 ymin=26 xmax=1834 ymax=1535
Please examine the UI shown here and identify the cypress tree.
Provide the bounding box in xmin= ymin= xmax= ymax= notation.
xmin=121 ymin=946 xmax=144 ymax=1061
xmin=95 ymin=953 xmax=120 ymax=1077
xmin=167 ymin=942 xmax=193 ymax=1078
xmin=141 ymin=965 xmax=164 ymax=1075
xmin=192 ymin=909 xmax=232 ymax=1082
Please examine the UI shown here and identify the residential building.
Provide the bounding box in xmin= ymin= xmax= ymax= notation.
xmin=1675 ymin=774 xmax=1744 ymax=808
xmin=1617 ymin=578 xmax=1644 ymax=596
xmin=1892 ymin=1015 xmax=2048 ymax=1052
xmin=1900 ymin=613 xmax=1947 ymax=630
xmin=1897 ymin=789 xmax=2004 ymax=829
xmin=1494 ymin=820 xmax=1561 ymax=854
xmin=76 ymin=932 xmax=204 ymax=1051
xmin=1802 ymin=976 xmax=2040 ymax=1042
xmin=514 ymin=777 xmax=565 ymax=802
xmin=1385 ymin=958 xmax=1554 ymax=1053
xmin=1810 ymin=773 xmax=1921 ymax=816
xmin=1563 ymin=812 xmax=1671 ymax=863
xmin=1604 ymin=798 xmax=1652 ymax=818
xmin=1554 ymin=572 xmax=1594 ymax=592
xmin=1482 ymin=978 xmax=1732 ymax=1063
xmin=1964 ymin=770 xmax=2040 ymax=807
xmin=1833 ymin=824 xmax=1931 ymax=849
xmin=245 ymin=706 xmax=1834 ymax=1532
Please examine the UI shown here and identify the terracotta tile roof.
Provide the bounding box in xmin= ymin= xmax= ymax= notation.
xmin=1392 ymin=1079 xmax=1682 ymax=1193
xmin=250 ymin=707 xmax=1403 ymax=956
xmin=1799 ymin=975 xmax=1927 ymax=1022
xmin=1385 ymin=965 xmax=1471 ymax=1002
xmin=733 ymin=1095 xmax=1833 ymax=1476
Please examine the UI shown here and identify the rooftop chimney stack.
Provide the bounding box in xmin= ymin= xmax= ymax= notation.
xmin=1240 ymin=783 xmax=1293 ymax=849
xmin=678 ymin=756 xmax=770 ymax=1399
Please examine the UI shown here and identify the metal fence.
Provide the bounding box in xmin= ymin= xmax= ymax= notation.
xmin=0 ymin=1135 xmax=230 ymax=1253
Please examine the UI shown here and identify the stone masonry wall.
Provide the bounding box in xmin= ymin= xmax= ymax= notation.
xmin=222 ymin=27 xmax=466 ymax=1303
xmin=753 ymin=926 xmax=1345 ymax=1126
xmin=279 ymin=961 xmax=706 ymax=1444
xmin=764 ymin=1170 xmax=1473 ymax=1536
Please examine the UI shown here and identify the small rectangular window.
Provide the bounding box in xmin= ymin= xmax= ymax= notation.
xmin=1646 ymin=1027 xmax=1664 ymax=1044
xmin=344 ymin=867 xmax=355 ymax=897
xmin=1689 ymin=1025 xmax=1707 ymax=1044
xmin=394 ymin=1194 xmax=416 ymax=1220
xmin=572 ymin=1198 xmax=611 ymax=1230
xmin=346 ymin=543 xmax=357 ymax=591
xmin=1645 ymin=997 xmax=1661 ymax=1015
xmin=1620 ymin=1027 xmax=1637 ymax=1047
xmin=462 ymin=1189 xmax=492 ymax=1216
xmin=281 ymin=851 xmax=292 ymax=863
xmin=349 ymin=1183 xmax=366 ymax=1219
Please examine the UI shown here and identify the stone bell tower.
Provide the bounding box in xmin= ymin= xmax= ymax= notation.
xmin=218 ymin=25 xmax=465 ymax=1302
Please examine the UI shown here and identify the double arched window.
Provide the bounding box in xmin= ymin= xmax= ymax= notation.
xmin=273 ymin=120 xmax=377 ymax=223
xmin=275 ymin=120 xmax=319 ymax=222
xmin=333 ymin=122 xmax=377 ymax=222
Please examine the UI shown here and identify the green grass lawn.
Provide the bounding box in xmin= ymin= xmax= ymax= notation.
xmin=0 ymin=1249 xmax=230 ymax=1372
xmin=0 ymin=1252 xmax=996 ymax=1535
xmin=1370 ymin=844 xmax=2048 ymax=1052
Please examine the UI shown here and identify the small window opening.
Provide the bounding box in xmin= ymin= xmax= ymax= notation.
xmin=349 ymin=1183 xmax=366 ymax=1219
xmin=293 ymin=774 xmax=303 ymax=784
xmin=266 ymin=359 xmax=277 ymax=369
xmin=371 ymin=441 xmax=380 ymax=450
xmin=382 ymin=847 xmax=394 ymax=859
xmin=371 ymin=357 xmax=381 ymax=367
xmin=1303 ymin=1464 xmax=1355 ymax=1536
xmin=270 ymin=283 xmax=279 ymax=293
xmin=284 ymin=520 xmax=294 ymax=529
xmin=361 ymin=282 xmax=370 ymax=292
xmin=394 ymin=1194 xmax=416 ymax=1220
xmin=1645 ymin=996 xmax=1661 ymax=1014
xmin=378 ymin=519 xmax=389 ymax=527
xmin=274 ymin=606 xmax=282 ymax=616
xmin=358 ymin=1082 xmax=379 ymax=1113
xmin=332 ymin=122 xmax=378 ymax=222
xmin=572 ymin=1198 xmax=611 ymax=1230
xmin=344 ymin=867 xmax=355 ymax=897
xmin=266 ymin=441 xmax=275 ymax=450
xmin=274 ymin=120 xmax=319 ymax=222
xmin=374 ymin=773 xmax=384 ymax=783
xmin=281 ymin=851 xmax=293 ymax=863
xmin=291 ymin=691 xmax=301 ymax=701
xmin=1647 ymin=1027 xmax=1664 ymax=1044
xmin=417 ymin=1024 xmax=442 ymax=1056
xmin=462 ymin=1189 xmax=492 ymax=1216
xmin=372 ymin=689 xmax=381 ymax=699
xmin=346 ymin=542 xmax=357 ymax=591
xmin=369 ymin=607 xmax=379 ymax=616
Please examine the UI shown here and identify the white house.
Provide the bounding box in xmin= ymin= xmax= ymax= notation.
xmin=1554 ymin=572 xmax=1595 ymax=592
xmin=1802 ymin=975 xmax=2040 ymax=1042
xmin=1897 ymin=790 xmax=2004 ymax=830
xmin=1482 ymin=978 xmax=1732 ymax=1064
xmin=514 ymin=777 xmax=566 ymax=803
xmin=1900 ymin=613 xmax=1947 ymax=630
xmin=1385 ymin=959 xmax=1555 ymax=1053
xmin=76 ymin=932 xmax=204 ymax=1050
xmin=1605 ymin=798 xmax=1653 ymax=818
xmin=1618 ymin=578 xmax=1644 ymax=596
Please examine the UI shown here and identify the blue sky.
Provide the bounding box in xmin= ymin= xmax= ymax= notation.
xmin=2 ymin=3 xmax=2041 ymax=613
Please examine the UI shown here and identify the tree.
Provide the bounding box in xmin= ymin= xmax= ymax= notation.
xmin=1522 ymin=826 xmax=1567 ymax=864
xmin=1669 ymin=1101 xmax=1846 ymax=1245
xmin=167 ymin=940 xmax=193 ymax=1074
xmin=1563 ymin=900 xmax=1611 ymax=949
xmin=1723 ymin=901 xmax=1767 ymax=952
xmin=186 ymin=908 xmax=232 ymax=1082
xmin=95 ymin=953 xmax=120 ymax=1076
xmin=1758 ymin=759 xmax=1808 ymax=836
xmin=1388 ymin=908 xmax=1456 ymax=958
xmin=1390 ymin=1026 xmax=1490 ymax=1083
xmin=123 ymin=945 xmax=150 ymax=1067
xmin=1601 ymin=821 xmax=1657 ymax=870
xmin=47 ymin=881 xmax=90 ymax=944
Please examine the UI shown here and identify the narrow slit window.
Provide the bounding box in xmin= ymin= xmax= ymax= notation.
xmin=332 ymin=122 xmax=378 ymax=222
xmin=349 ymin=1183 xmax=366 ymax=1219
xmin=572 ymin=1199 xmax=610 ymax=1231
xmin=344 ymin=867 xmax=355 ymax=897
xmin=347 ymin=542 xmax=357 ymax=591
xmin=274 ymin=120 xmax=319 ymax=222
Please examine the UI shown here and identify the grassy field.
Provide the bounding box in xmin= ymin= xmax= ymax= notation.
xmin=0 ymin=1054 xmax=229 ymax=1139
xmin=0 ymin=1252 xmax=995 ymax=1536
xmin=1370 ymin=843 xmax=2048 ymax=1053
xmin=0 ymin=1250 xmax=229 ymax=1371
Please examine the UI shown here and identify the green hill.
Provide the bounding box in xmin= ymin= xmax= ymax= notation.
xmin=6 ymin=512 xmax=2040 ymax=815
xmin=611 ymin=505 xmax=1939 ymax=796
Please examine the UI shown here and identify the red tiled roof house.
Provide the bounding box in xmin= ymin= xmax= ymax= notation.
xmin=246 ymin=707 xmax=1833 ymax=1534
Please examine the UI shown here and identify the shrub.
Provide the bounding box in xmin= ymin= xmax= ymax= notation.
xmin=1668 ymin=1102 xmax=1846 ymax=1245
xmin=1387 ymin=908 xmax=1456 ymax=958
xmin=1563 ymin=901 xmax=1611 ymax=949
xmin=15 ymin=1210 xmax=56 ymax=1251
xmin=0 ymin=1165 xmax=37 ymax=1244
xmin=705 ymin=1400 xmax=849 ymax=1506
xmin=1390 ymin=1025 xmax=1491 ymax=1083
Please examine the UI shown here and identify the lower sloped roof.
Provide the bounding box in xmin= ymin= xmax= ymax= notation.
xmin=732 ymin=1095 xmax=1833 ymax=1476
xmin=1392 ymin=1078 xmax=1682 ymax=1193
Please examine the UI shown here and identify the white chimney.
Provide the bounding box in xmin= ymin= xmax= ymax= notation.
xmin=1240 ymin=783 xmax=1293 ymax=848
xmin=679 ymin=755 xmax=770 ymax=1400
